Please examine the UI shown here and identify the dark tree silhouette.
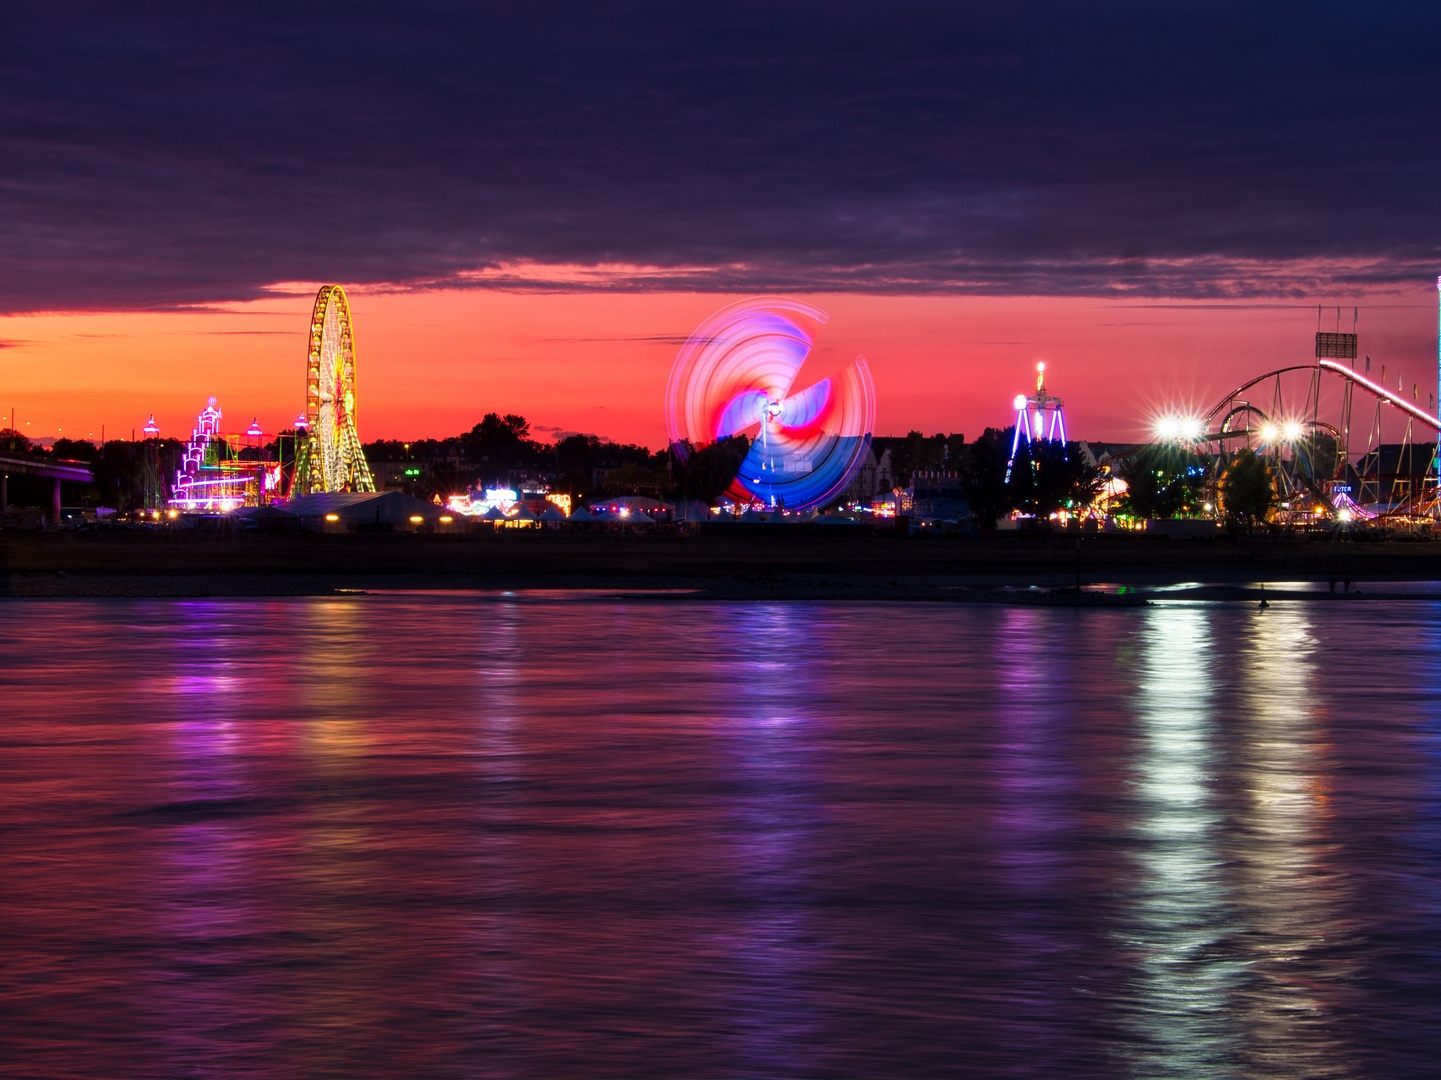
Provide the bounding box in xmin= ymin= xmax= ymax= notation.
xmin=679 ymin=435 xmax=751 ymax=502
xmin=1115 ymin=444 xmax=1204 ymax=519
xmin=1008 ymin=438 xmax=1102 ymax=518
xmin=466 ymin=413 xmax=532 ymax=448
xmin=962 ymin=427 xmax=1012 ymax=526
xmin=1222 ymin=449 xmax=1275 ymax=530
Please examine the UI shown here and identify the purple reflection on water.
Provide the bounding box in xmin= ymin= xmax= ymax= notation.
xmin=1 ymin=596 xmax=1440 ymax=1078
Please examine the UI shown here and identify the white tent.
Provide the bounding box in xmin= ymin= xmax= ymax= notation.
xmin=281 ymin=491 xmax=445 ymax=532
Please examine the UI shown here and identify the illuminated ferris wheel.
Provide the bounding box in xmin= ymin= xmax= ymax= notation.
xmin=665 ymin=297 xmax=876 ymax=510
xmin=293 ymin=285 xmax=375 ymax=496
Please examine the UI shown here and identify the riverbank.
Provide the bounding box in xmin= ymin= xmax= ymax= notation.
xmin=3 ymin=529 xmax=1438 ymax=600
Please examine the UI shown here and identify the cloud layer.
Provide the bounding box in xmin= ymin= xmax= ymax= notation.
xmin=3 ymin=1 xmax=1439 ymax=311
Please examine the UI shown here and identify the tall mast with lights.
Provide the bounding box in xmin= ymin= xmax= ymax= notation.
xmin=1006 ymin=362 xmax=1068 ymax=483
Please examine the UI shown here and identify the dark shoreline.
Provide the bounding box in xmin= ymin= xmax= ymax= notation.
xmin=4 ymin=530 xmax=1439 ymax=602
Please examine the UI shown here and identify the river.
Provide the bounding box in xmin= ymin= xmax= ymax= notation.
xmin=2 ymin=595 xmax=1439 ymax=1078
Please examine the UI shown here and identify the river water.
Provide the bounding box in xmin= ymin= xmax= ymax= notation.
xmin=2 ymin=595 xmax=1439 ymax=1079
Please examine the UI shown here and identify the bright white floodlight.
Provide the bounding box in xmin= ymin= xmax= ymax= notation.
xmin=1283 ymin=421 xmax=1303 ymax=440
xmin=1155 ymin=416 xmax=1180 ymax=439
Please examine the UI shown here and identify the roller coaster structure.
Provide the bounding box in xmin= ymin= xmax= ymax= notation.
xmin=1193 ymin=352 xmax=1441 ymax=525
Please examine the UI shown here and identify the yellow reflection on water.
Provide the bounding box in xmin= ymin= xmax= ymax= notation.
xmin=295 ymin=599 xmax=374 ymax=758
xmin=1229 ymin=605 xmax=1354 ymax=1078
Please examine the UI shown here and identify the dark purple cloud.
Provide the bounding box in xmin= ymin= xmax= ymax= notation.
xmin=2 ymin=1 xmax=1439 ymax=312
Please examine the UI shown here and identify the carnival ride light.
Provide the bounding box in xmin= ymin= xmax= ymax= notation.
xmin=1006 ymin=364 xmax=1067 ymax=482
xmin=295 ymin=413 xmax=309 ymax=430
xmin=142 ymin=414 xmax=160 ymax=436
xmin=1338 ymin=509 xmax=1353 ymax=522
xmin=665 ymin=297 xmax=875 ymax=511
xmin=1260 ymin=423 xmax=1280 ymax=442
xmin=246 ymin=418 xmax=263 ymax=437
xmin=1283 ymin=421 xmax=1304 ymax=440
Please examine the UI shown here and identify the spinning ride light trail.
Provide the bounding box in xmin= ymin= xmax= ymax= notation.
xmin=293 ymin=285 xmax=375 ymax=496
xmin=1005 ymin=363 xmax=1068 ymax=483
xmin=664 ymin=297 xmax=876 ymax=510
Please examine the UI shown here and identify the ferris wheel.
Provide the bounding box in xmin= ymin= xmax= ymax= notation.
xmin=665 ymin=297 xmax=876 ymax=510
xmin=293 ymin=285 xmax=375 ymax=496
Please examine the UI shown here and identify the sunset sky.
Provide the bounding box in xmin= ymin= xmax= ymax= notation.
xmin=3 ymin=3 xmax=1439 ymax=447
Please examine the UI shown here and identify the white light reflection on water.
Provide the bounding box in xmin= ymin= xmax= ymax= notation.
xmin=1129 ymin=604 xmax=1239 ymax=1078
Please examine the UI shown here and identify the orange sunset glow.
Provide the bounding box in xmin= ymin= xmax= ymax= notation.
xmin=4 ymin=282 xmax=1436 ymax=448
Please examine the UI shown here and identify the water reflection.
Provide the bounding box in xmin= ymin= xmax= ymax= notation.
xmin=1129 ymin=604 xmax=1237 ymax=1078
xmin=1229 ymin=605 xmax=1353 ymax=1079
xmin=1 ymin=596 xmax=1439 ymax=1078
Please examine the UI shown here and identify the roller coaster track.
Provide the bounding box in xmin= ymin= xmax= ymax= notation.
xmin=1205 ymin=360 xmax=1441 ymax=432
xmin=1197 ymin=360 xmax=1440 ymax=525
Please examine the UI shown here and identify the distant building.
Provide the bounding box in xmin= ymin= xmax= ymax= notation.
xmin=840 ymin=442 xmax=896 ymax=505
xmin=372 ymin=462 xmax=426 ymax=492
xmin=908 ymin=470 xmax=969 ymax=521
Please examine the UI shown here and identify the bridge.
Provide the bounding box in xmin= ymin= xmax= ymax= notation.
xmin=0 ymin=453 xmax=95 ymax=528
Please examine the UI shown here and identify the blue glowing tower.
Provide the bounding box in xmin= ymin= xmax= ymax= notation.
xmin=1005 ymin=362 xmax=1068 ymax=483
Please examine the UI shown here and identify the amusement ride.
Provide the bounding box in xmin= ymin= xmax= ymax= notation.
xmin=165 ymin=284 xmax=376 ymax=511
xmin=1005 ymin=361 xmax=1068 ymax=483
xmin=168 ymin=396 xmax=281 ymax=512
xmin=1150 ymin=313 xmax=1441 ymax=526
xmin=292 ymin=284 xmax=376 ymax=496
xmin=664 ymin=297 xmax=876 ymax=511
